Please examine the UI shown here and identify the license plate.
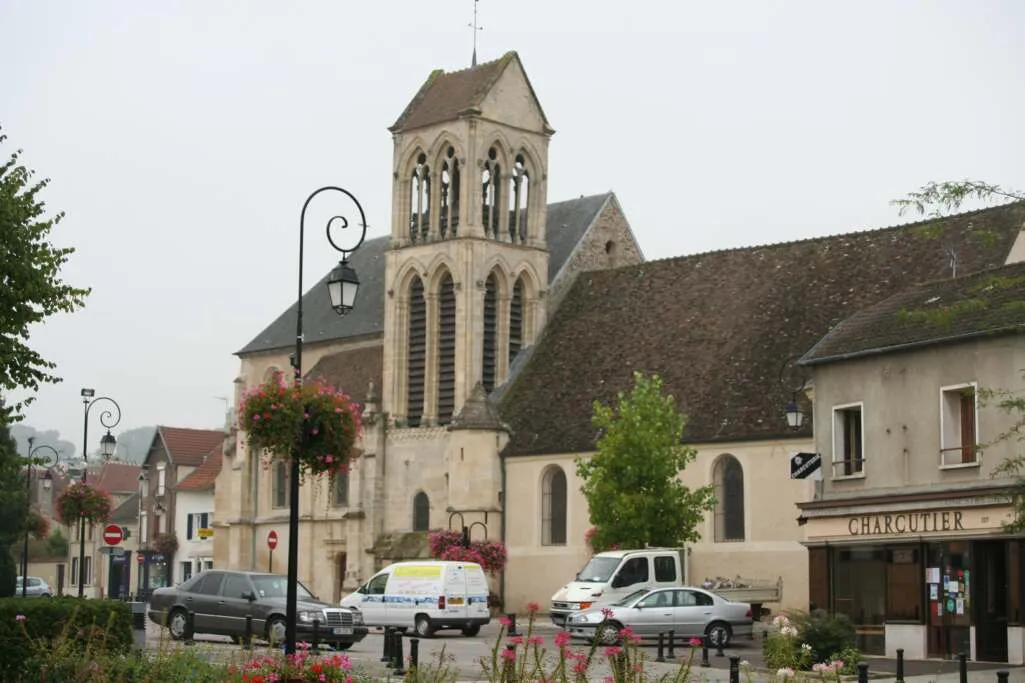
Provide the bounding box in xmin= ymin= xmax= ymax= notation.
xmin=332 ymin=627 xmax=353 ymax=635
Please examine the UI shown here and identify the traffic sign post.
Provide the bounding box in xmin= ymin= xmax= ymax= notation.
xmin=103 ymin=524 xmax=124 ymax=546
xmin=267 ymin=531 xmax=278 ymax=573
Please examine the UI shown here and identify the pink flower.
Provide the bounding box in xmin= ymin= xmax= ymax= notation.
xmin=509 ymin=635 xmax=524 ymax=646
xmin=572 ymin=660 xmax=589 ymax=674
xmin=528 ymin=635 xmax=544 ymax=646
xmin=689 ymin=637 xmax=703 ymax=647
xmin=500 ymin=647 xmax=517 ymax=662
xmin=600 ymin=607 xmax=614 ymax=618
xmin=619 ymin=626 xmax=640 ymax=644
xmin=603 ymin=645 xmax=623 ymax=658
xmin=555 ymin=631 xmax=571 ymax=648
xmin=252 ymin=414 xmax=262 ymax=421
xmin=527 ymin=601 xmax=540 ymax=613
xmin=325 ymin=455 xmax=334 ymax=463
xmin=15 ymin=614 xmax=25 ymax=622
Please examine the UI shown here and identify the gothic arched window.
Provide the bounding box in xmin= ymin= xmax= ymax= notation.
xmin=406 ymin=275 xmax=426 ymax=427
xmin=541 ymin=466 xmax=567 ymax=546
xmin=436 ymin=272 xmax=456 ymax=424
xmin=482 ymin=272 xmax=499 ymax=392
xmin=413 ymin=491 xmax=430 ymax=532
xmin=508 ymin=277 xmax=525 ymax=368
xmin=440 ymin=147 xmax=460 ymax=238
xmin=509 ymin=154 xmax=530 ymax=243
xmin=713 ymin=455 xmax=745 ymax=542
xmin=481 ymin=147 xmax=501 ymax=238
xmin=409 ymin=153 xmax=430 ymax=242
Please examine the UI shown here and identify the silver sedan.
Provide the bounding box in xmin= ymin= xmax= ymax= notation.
xmin=566 ymin=586 xmax=753 ymax=648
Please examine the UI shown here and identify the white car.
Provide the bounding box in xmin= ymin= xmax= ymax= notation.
xmin=566 ymin=586 xmax=753 ymax=647
xmin=16 ymin=576 xmax=53 ymax=598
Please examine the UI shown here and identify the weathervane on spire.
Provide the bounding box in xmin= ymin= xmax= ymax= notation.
xmin=468 ymin=0 xmax=483 ymax=66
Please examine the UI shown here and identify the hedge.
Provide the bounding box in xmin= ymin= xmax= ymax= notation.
xmin=0 ymin=597 xmax=132 ymax=681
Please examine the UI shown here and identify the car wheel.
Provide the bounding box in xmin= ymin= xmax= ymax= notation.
xmin=167 ymin=608 xmax=188 ymax=641
xmin=414 ymin=615 xmax=434 ymax=638
xmin=706 ymin=621 xmax=732 ymax=649
xmin=266 ymin=616 xmax=287 ymax=646
xmin=462 ymin=624 xmax=481 ymax=637
xmin=596 ymin=621 xmax=623 ymax=645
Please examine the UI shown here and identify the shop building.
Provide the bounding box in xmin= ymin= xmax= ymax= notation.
xmin=797 ymin=259 xmax=1025 ymax=664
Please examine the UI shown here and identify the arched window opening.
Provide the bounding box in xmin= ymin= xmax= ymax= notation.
xmin=541 ymin=466 xmax=567 ymax=546
xmin=481 ymin=147 xmax=501 ymax=239
xmin=412 ymin=491 xmax=430 ymax=532
xmin=714 ymin=455 xmax=745 ymax=542
xmin=482 ymin=273 xmax=499 ymax=392
xmin=439 ymin=147 xmax=460 ymax=238
xmin=437 ymin=273 xmax=456 ymax=424
xmin=409 ymin=153 xmax=430 ymax=242
xmin=508 ymin=278 xmax=525 ymax=368
xmin=406 ymin=276 xmax=426 ymax=427
xmin=509 ymin=154 xmax=530 ymax=243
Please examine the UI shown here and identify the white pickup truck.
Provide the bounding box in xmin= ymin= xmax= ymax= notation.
xmin=550 ymin=548 xmax=782 ymax=627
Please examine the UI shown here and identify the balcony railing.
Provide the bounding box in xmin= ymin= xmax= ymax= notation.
xmin=940 ymin=445 xmax=980 ymax=468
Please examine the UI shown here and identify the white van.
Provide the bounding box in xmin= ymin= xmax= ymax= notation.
xmin=340 ymin=561 xmax=490 ymax=637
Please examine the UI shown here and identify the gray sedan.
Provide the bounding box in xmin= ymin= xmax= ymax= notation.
xmin=566 ymin=586 xmax=753 ymax=648
xmin=147 ymin=569 xmax=367 ymax=649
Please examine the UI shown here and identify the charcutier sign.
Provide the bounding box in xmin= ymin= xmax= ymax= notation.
xmin=848 ymin=510 xmax=965 ymax=536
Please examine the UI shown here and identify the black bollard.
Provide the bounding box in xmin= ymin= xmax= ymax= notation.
xmin=312 ymin=618 xmax=320 ymax=651
xmin=716 ymin=632 xmax=726 ymax=658
xmin=997 ymin=671 xmax=1009 ymax=683
xmin=243 ymin=615 xmax=253 ymax=650
xmin=857 ymin=662 xmax=869 ymax=683
xmin=667 ymin=630 xmax=676 ymax=659
xmin=656 ymin=633 xmax=666 ymax=663
xmin=959 ymin=652 xmax=968 ymax=683
xmin=896 ymin=648 xmax=904 ymax=683
xmin=507 ymin=613 xmax=518 ymax=636
xmin=381 ymin=627 xmax=393 ymax=662
xmin=410 ymin=637 xmax=420 ymax=670
xmin=729 ymin=655 xmax=741 ymax=683
xmin=701 ymin=636 xmax=710 ymax=668
xmin=185 ymin=611 xmax=196 ymax=645
xmin=392 ymin=632 xmax=406 ymax=674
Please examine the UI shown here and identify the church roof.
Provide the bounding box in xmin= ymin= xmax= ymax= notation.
xmin=389 ymin=51 xmax=551 ymax=133
xmin=237 ymin=193 xmax=615 ymax=356
xmin=304 ymin=345 xmax=384 ymax=405
xmin=449 ymin=382 xmax=508 ymax=432
xmin=498 ymin=201 xmax=1025 ymax=456
xmin=803 ymin=255 xmax=1025 ymax=365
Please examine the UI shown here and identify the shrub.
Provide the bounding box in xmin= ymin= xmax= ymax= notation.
xmin=0 ymin=597 xmax=132 ymax=680
xmin=792 ymin=609 xmax=856 ymax=664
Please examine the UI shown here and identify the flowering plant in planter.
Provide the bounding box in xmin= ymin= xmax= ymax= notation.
xmin=151 ymin=532 xmax=179 ymax=556
xmin=55 ymin=482 xmax=112 ymax=525
xmin=239 ymin=377 xmax=362 ymax=480
xmin=428 ymin=529 xmax=508 ymax=573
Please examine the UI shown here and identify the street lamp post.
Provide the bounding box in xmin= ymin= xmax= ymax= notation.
xmin=77 ymin=389 xmax=121 ymax=598
xmin=285 ymin=186 xmax=367 ymax=655
xmin=22 ymin=437 xmax=61 ymax=597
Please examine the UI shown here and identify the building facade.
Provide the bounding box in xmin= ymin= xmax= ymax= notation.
xmin=798 ymin=260 xmax=1025 ymax=663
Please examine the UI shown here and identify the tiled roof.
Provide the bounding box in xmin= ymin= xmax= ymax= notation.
xmin=803 ymin=259 xmax=1025 ymax=365
xmin=109 ymin=492 xmax=140 ymax=523
xmin=237 ymin=195 xmax=611 ymax=356
xmin=449 ymin=382 xmax=508 ymax=432
xmin=499 ymin=201 xmax=1025 ymax=455
xmin=176 ymin=446 xmax=223 ymax=492
xmin=158 ymin=426 xmax=226 ymax=467
xmin=94 ymin=462 xmax=141 ymax=494
xmin=389 ymin=52 xmax=550 ymax=133
xmin=303 ymin=346 xmax=384 ymax=406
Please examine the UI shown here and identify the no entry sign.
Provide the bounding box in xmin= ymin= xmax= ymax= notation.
xmin=267 ymin=530 xmax=278 ymax=550
xmin=103 ymin=524 xmax=124 ymax=546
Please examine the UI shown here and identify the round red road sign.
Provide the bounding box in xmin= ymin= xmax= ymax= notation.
xmin=136 ymin=554 xmax=145 ymax=564
xmin=267 ymin=530 xmax=278 ymax=550
xmin=103 ymin=524 xmax=124 ymax=546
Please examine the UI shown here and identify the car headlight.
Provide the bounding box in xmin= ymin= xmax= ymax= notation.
xmin=298 ymin=610 xmax=324 ymax=623
xmin=570 ymin=612 xmax=604 ymax=624
xmin=351 ymin=610 xmax=364 ymax=625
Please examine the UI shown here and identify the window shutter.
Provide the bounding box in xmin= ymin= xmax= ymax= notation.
xmin=187 ymin=514 xmax=194 ymax=540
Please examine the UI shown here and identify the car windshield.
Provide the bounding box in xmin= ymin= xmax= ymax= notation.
xmin=251 ymin=575 xmax=315 ymax=600
xmin=612 ymin=589 xmax=650 ymax=607
xmin=576 ymin=556 xmax=621 ymax=582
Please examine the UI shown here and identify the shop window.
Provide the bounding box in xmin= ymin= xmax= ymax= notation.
xmin=833 ymin=547 xmax=886 ymax=654
xmin=886 ymin=546 xmax=922 ymax=621
xmin=832 ymin=403 xmax=864 ymax=478
xmin=940 ymin=384 xmax=979 ymax=467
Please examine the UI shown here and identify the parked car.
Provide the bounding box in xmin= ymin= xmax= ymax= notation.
xmin=147 ymin=569 xmax=367 ymax=649
xmin=565 ymin=586 xmax=753 ymax=647
xmin=15 ymin=576 xmax=52 ymax=597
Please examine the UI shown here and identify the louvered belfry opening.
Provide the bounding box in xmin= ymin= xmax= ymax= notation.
xmin=509 ymin=278 xmax=524 ymax=367
xmin=481 ymin=147 xmax=501 ymax=238
xmin=439 ymin=146 xmax=460 ymax=238
xmin=406 ymin=276 xmax=426 ymax=427
xmin=482 ymin=274 xmax=498 ymax=392
xmin=437 ymin=273 xmax=457 ymax=424
xmin=409 ymin=153 xmax=430 ymax=243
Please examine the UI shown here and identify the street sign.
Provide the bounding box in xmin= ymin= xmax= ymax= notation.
xmin=136 ymin=554 xmax=145 ymax=564
xmin=790 ymin=452 xmax=823 ymax=480
xmin=103 ymin=524 xmax=124 ymax=546
xmin=197 ymin=527 xmax=214 ymax=539
xmin=267 ymin=530 xmax=278 ymax=550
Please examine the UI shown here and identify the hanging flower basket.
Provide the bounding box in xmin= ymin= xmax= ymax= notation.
xmin=55 ymin=482 xmax=112 ymax=525
xmin=151 ymin=532 xmax=179 ymax=556
xmin=239 ymin=376 xmax=362 ymax=479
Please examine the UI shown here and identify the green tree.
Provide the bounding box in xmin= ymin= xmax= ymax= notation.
xmin=0 ymin=412 xmax=27 ymax=596
xmin=576 ymin=371 xmax=715 ymax=551
xmin=891 ymin=179 xmax=1024 ymax=218
xmin=0 ymin=126 xmax=90 ymax=421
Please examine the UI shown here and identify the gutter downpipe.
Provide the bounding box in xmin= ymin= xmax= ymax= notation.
xmin=499 ymin=434 xmax=507 ymax=605
xmin=250 ymin=445 xmax=259 ymax=570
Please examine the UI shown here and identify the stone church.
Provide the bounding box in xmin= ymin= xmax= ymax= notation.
xmin=214 ymin=50 xmax=1025 ymax=614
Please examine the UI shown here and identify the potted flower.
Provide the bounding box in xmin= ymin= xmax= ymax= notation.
xmin=239 ymin=376 xmax=362 ymax=480
xmin=151 ymin=532 xmax=179 ymax=556
xmin=55 ymin=482 xmax=112 ymax=525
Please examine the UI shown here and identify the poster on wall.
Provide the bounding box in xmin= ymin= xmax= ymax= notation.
xmin=926 ymin=567 xmax=940 ymax=583
xmin=930 ymin=584 xmax=939 ymax=600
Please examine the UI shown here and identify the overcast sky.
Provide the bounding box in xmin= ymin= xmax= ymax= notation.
xmin=2 ymin=1 xmax=1023 ymax=451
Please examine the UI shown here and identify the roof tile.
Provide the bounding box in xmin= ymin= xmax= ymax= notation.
xmin=176 ymin=446 xmax=223 ymax=491
xmin=93 ymin=462 xmax=142 ymax=494
xmin=158 ymin=426 xmax=226 ymax=467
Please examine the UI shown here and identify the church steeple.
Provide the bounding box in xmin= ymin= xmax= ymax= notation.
xmin=382 ymin=52 xmax=554 ymax=429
